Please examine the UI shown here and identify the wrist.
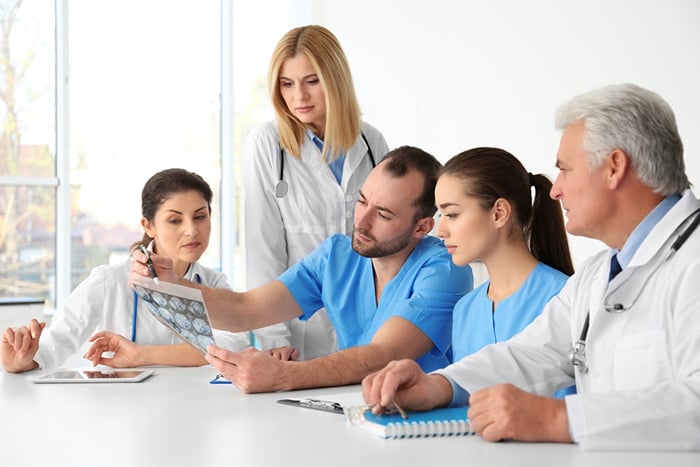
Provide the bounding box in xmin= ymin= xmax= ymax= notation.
xmin=6 ymin=359 xmax=39 ymax=373
xmin=548 ymin=398 xmax=572 ymax=443
xmin=278 ymin=360 xmax=299 ymax=391
xmin=430 ymin=374 xmax=455 ymax=407
xmin=132 ymin=345 xmax=150 ymax=367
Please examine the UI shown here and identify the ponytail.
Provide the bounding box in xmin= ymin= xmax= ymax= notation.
xmin=442 ymin=147 xmax=574 ymax=276
xmin=528 ymin=174 xmax=574 ymax=275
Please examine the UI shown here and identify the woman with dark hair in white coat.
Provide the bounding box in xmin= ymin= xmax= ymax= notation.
xmin=1 ymin=168 xmax=250 ymax=372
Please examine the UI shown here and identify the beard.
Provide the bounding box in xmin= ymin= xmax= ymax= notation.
xmin=351 ymin=225 xmax=415 ymax=258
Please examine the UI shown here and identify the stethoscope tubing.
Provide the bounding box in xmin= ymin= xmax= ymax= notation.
xmin=275 ymin=132 xmax=376 ymax=199
xmin=570 ymin=208 xmax=700 ymax=372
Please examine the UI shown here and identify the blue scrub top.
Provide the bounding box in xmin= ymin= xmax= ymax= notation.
xmin=451 ymin=262 xmax=568 ymax=362
xmin=278 ymin=234 xmax=473 ymax=372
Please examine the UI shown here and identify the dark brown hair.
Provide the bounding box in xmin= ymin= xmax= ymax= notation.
xmin=442 ymin=147 xmax=574 ymax=275
xmin=130 ymin=168 xmax=213 ymax=251
xmin=380 ymin=146 xmax=442 ymax=220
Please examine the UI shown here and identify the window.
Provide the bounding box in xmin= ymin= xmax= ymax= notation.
xmin=68 ymin=0 xmax=222 ymax=292
xmin=0 ymin=0 xmax=300 ymax=310
xmin=0 ymin=0 xmax=57 ymax=304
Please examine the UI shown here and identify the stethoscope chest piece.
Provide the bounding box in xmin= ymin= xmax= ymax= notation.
xmin=274 ymin=132 xmax=376 ymax=200
xmin=569 ymin=339 xmax=589 ymax=373
xmin=568 ymin=208 xmax=700 ymax=375
xmin=275 ymin=180 xmax=288 ymax=198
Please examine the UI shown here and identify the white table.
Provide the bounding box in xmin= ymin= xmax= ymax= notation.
xmin=1 ymin=366 xmax=698 ymax=467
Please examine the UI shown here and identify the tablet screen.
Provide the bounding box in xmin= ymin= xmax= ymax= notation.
xmin=30 ymin=369 xmax=155 ymax=384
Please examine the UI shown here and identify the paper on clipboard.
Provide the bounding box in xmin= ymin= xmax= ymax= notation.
xmin=132 ymin=277 xmax=216 ymax=353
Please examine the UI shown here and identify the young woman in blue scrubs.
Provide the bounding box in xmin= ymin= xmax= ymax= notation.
xmin=435 ymin=148 xmax=575 ymax=396
xmin=1 ymin=169 xmax=251 ymax=373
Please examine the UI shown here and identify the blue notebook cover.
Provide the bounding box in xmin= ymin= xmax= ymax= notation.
xmin=346 ymin=405 xmax=473 ymax=439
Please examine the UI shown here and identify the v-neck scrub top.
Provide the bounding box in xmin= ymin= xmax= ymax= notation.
xmin=451 ymin=262 xmax=568 ymax=362
xmin=277 ymin=234 xmax=473 ymax=372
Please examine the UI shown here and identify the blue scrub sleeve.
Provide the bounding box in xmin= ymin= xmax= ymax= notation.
xmin=391 ymin=260 xmax=472 ymax=358
xmin=277 ymin=242 xmax=328 ymax=317
xmin=441 ymin=373 xmax=471 ymax=407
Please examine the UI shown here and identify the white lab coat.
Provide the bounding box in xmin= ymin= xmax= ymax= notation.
xmin=437 ymin=189 xmax=700 ymax=451
xmin=35 ymin=259 xmax=251 ymax=370
xmin=242 ymin=120 xmax=389 ymax=360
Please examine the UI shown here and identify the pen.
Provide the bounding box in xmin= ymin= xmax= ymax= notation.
xmin=209 ymin=374 xmax=232 ymax=384
xmin=367 ymin=400 xmax=409 ymax=419
xmin=277 ymin=398 xmax=345 ymax=414
xmin=392 ymin=400 xmax=409 ymax=420
xmin=139 ymin=244 xmax=160 ymax=285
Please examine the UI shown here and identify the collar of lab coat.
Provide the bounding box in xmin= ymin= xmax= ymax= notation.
xmin=627 ymin=189 xmax=699 ymax=268
xmin=298 ymin=127 xmax=371 ymax=189
xmin=588 ymin=190 xmax=698 ymax=315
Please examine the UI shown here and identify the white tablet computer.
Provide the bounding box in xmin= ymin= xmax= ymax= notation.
xmin=29 ymin=368 xmax=155 ymax=384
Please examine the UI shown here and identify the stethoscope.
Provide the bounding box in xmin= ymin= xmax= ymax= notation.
xmin=274 ymin=132 xmax=376 ymax=198
xmin=131 ymin=271 xmax=201 ymax=342
xmin=569 ymin=208 xmax=700 ymax=373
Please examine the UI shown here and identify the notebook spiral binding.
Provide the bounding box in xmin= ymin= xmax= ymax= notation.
xmin=345 ymin=404 xmax=475 ymax=439
xmin=384 ymin=419 xmax=474 ymax=439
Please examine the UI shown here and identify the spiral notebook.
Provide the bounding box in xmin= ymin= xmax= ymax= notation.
xmin=345 ymin=405 xmax=474 ymax=439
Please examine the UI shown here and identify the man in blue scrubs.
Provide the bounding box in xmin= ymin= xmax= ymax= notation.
xmin=134 ymin=146 xmax=473 ymax=393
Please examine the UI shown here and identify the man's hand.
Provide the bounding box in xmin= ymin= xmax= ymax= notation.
xmin=361 ymin=359 xmax=453 ymax=415
xmin=468 ymin=383 xmax=572 ymax=443
xmin=1 ymin=319 xmax=45 ymax=373
xmin=265 ymin=345 xmax=300 ymax=361
xmin=205 ymin=345 xmax=292 ymax=393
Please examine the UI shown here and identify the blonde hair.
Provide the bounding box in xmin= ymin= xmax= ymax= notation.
xmin=268 ymin=25 xmax=361 ymax=161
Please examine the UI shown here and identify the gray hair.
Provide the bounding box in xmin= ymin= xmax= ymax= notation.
xmin=555 ymin=83 xmax=689 ymax=195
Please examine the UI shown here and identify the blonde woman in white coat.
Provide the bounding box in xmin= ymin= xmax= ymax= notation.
xmin=1 ymin=169 xmax=250 ymax=373
xmin=243 ymin=25 xmax=389 ymax=360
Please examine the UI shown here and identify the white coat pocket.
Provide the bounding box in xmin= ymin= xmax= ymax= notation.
xmin=613 ymin=330 xmax=672 ymax=391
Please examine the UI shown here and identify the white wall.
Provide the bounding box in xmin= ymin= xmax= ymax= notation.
xmin=306 ymin=0 xmax=700 ymax=266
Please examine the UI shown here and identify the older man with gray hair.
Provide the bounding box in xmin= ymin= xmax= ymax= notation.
xmin=362 ymin=83 xmax=700 ymax=451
